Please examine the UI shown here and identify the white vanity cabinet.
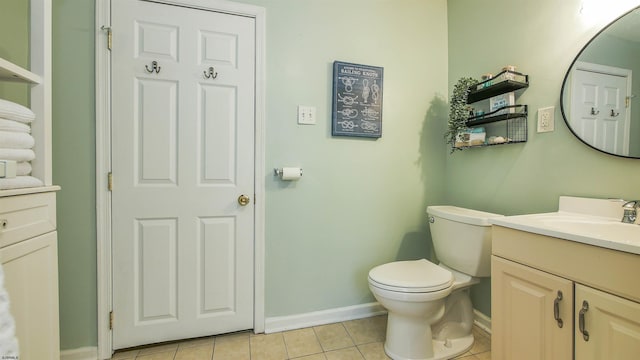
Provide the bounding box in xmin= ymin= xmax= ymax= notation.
xmin=0 ymin=1 xmax=59 ymax=358
xmin=492 ymin=256 xmax=573 ymax=360
xmin=491 ymin=225 xmax=640 ymax=360
xmin=575 ymin=284 xmax=640 ymax=360
xmin=0 ymin=191 xmax=59 ymax=359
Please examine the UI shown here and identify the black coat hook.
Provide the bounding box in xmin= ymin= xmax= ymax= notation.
xmin=204 ymin=67 xmax=218 ymax=79
xmin=145 ymin=61 xmax=161 ymax=74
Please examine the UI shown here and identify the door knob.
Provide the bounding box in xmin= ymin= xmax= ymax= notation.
xmin=238 ymin=194 xmax=251 ymax=206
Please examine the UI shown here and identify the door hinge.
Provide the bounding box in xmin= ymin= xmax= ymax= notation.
xmin=109 ymin=311 xmax=114 ymax=330
xmin=626 ymin=96 xmax=630 ymax=108
xmin=108 ymin=172 xmax=113 ymax=191
xmin=101 ymin=25 xmax=112 ymax=51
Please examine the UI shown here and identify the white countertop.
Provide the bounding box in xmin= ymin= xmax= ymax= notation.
xmin=490 ymin=196 xmax=640 ymax=255
xmin=0 ymin=185 xmax=60 ymax=198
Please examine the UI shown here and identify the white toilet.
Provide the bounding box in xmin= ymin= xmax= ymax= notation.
xmin=368 ymin=205 xmax=503 ymax=360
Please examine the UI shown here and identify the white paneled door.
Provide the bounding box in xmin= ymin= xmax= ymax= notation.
xmin=111 ymin=0 xmax=256 ymax=349
xmin=569 ymin=62 xmax=631 ymax=156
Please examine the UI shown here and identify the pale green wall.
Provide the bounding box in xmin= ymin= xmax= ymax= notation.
xmin=447 ymin=0 xmax=640 ymax=316
xmin=0 ymin=0 xmax=29 ymax=105
xmin=52 ymin=0 xmax=98 ymax=350
xmin=234 ymin=0 xmax=449 ymax=317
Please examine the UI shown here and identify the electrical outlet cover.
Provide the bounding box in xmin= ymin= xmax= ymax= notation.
xmin=537 ymin=106 xmax=555 ymax=133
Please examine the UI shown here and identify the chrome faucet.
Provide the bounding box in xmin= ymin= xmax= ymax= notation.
xmin=622 ymin=200 xmax=640 ymax=224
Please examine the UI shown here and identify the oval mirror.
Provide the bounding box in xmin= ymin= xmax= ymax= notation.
xmin=561 ymin=6 xmax=640 ymax=158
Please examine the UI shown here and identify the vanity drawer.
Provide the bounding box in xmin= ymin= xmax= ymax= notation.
xmin=0 ymin=192 xmax=56 ymax=248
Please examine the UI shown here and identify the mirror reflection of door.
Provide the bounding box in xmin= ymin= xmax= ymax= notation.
xmin=569 ymin=61 xmax=631 ymax=156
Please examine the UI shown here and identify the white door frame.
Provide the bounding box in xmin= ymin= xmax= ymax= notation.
xmin=95 ymin=0 xmax=266 ymax=358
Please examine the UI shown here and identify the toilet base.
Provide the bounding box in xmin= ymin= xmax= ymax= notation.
xmin=382 ymin=288 xmax=476 ymax=360
xmin=384 ymin=334 xmax=474 ymax=360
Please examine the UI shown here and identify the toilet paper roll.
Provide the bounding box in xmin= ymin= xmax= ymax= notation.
xmin=281 ymin=167 xmax=302 ymax=181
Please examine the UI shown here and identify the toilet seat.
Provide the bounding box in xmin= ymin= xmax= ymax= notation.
xmin=368 ymin=259 xmax=453 ymax=293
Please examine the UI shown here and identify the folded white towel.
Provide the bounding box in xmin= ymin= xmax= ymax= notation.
xmin=0 ymin=265 xmax=19 ymax=356
xmin=0 ymin=98 xmax=35 ymax=124
xmin=0 ymin=131 xmax=35 ymax=149
xmin=0 ymin=175 xmax=43 ymax=190
xmin=0 ymin=119 xmax=30 ymax=133
xmin=0 ymin=149 xmax=36 ymax=162
xmin=16 ymin=162 xmax=31 ymax=176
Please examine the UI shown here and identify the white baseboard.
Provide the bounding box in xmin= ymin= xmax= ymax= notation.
xmin=264 ymin=302 xmax=387 ymax=333
xmin=473 ymin=309 xmax=492 ymax=334
xmin=60 ymin=346 xmax=98 ymax=360
xmin=264 ymin=303 xmax=491 ymax=335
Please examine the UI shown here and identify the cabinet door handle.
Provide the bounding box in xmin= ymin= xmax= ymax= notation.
xmin=579 ymin=300 xmax=590 ymax=341
xmin=553 ymin=290 xmax=564 ymax=328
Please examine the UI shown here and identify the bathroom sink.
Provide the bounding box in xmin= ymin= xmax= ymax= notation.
xmin=490 ymin=197 xmax=640 ymax=255
xmin=529 ymin=212 xmax=635 ymax=238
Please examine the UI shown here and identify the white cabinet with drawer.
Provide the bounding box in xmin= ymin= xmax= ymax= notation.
xmin=0 ymin=190 xmax=59 ymax=359
xmin=0 ymin=191 xmax=56 ymax=248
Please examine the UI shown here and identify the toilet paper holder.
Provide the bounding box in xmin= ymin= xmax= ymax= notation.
xmin=274 ymin=167 xmax=303 ymax=180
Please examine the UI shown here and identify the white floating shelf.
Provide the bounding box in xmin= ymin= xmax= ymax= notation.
xmin=0 ymin=57 xmax=41 ymax=84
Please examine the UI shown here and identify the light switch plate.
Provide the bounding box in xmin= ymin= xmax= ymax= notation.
xmin=298 ymin=105 xmax=316 ymax=125
xmin=537 ymin=106 xmax=555 ymax=133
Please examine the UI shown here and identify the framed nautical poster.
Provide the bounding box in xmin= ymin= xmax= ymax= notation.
xmin=332 ymin=61 xmax=384 ymax=138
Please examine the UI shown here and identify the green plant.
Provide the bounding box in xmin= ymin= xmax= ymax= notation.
xmin=445 ymin=77 xmax=478 ymax=153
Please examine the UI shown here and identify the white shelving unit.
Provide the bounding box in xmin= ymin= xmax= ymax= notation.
xmin=0 ymin=0 xmax=53 ymax=189
xmin=0 ymin=57 xmax=42 ymax=84
xmin=0 ymin=1 xmax=60 ymax=359
xmin=0 ymin=54 xmax=58 ymax=196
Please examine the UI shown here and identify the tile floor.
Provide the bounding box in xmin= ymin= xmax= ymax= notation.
xmin=110 ymin=315 xmax=491 ymax=360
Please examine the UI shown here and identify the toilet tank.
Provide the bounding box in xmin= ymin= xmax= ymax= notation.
xmin=426 ymin=206 xmax=503 ymax=277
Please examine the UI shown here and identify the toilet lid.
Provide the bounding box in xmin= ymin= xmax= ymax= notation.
xmin=368 ymin=259 xmax=453 ymax=293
